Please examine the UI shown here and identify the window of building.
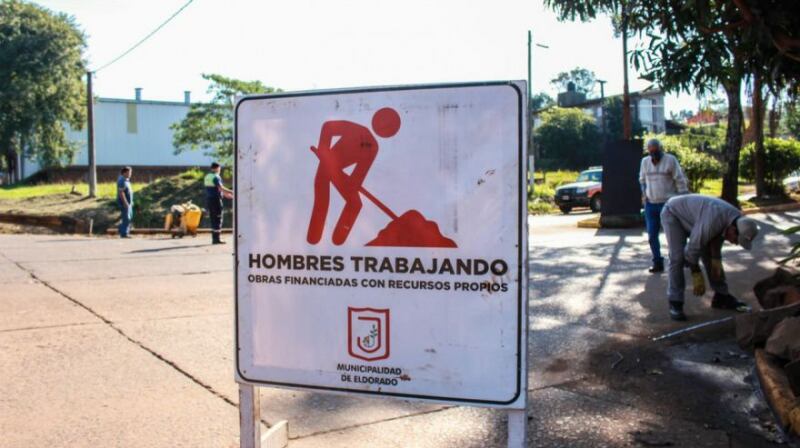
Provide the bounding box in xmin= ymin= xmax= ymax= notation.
xmin=126 ymin=103 xmax=138 ymax=134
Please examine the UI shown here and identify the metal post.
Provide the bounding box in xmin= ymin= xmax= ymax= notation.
xmin=239 ymin=383 xmax=261 ymax=448
xmin=621 ymin=2 xmax=632 ymax=140
xmin=527 ymin=30 xmax=532 ymax=109
xmin=527 ymin=31 xmax=534 ymax=157
xmin=507 ymin=409 xmax=528 ymax=448
xmin=86 ymin=71 xmax=97 ymax=198
xmin=527 ymin=30 xmax=534 ymax=187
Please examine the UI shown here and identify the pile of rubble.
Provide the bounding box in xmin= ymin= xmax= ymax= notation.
xmin=737 ymin=267 xmax=800 ymax=439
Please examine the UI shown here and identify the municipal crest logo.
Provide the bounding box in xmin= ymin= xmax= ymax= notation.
xmin=348 ymin=307 xmax=390 ymax=361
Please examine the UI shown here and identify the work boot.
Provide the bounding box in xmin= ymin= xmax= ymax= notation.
xmin=648 ymin=260 xmax=665 ymax=274
xmin=711 ymin=293 xmax=750 ymax=312
xmin=669 ymin=301 xmax=687 ymax=321
xmin=212 ymin=233 xmax=226 ymax=245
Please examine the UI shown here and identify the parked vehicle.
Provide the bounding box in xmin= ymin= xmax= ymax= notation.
xmin=554 ymin=167 xmax=602 ymax=214
xmin=783 ymin=170 xmax=800 ymax=193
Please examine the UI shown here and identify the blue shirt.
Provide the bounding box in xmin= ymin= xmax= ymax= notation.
xmin=117 ymin=175 xmax=132 ymax=206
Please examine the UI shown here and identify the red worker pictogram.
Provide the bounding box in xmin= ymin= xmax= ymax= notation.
xmin=306 ymin=107 xmax=456 ymax=248
xmin=307 ymin=108 xmax=401 ymax=245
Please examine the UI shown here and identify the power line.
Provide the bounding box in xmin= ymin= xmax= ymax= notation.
xmin=92 ymin=0 xmax=195 ymax=73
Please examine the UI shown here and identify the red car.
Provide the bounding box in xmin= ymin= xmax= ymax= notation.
xmin=553 ymin=167 xmax=602 ymax=214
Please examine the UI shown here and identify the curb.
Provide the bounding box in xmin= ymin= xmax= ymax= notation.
xmin=575 ymin=202 xmax=800 ymax=229
xmin=104 ymin=228 xmax=233 ymax=236
xmin=0 ymin=212 xmax=91 ymax=234
xmin=754 ymin=349 xmax=800 ymax=438
xmin=743 ymin=202 xmax=800 ymax=215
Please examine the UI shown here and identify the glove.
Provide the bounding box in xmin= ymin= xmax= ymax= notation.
xmin=692 ymin=271 xmax=706 ymax=296
xmin=710 ymin=258 xmax=723 ymax=281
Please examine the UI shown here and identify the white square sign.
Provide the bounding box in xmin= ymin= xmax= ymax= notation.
xmin=235 ymin=82 xmax=528 ymax=408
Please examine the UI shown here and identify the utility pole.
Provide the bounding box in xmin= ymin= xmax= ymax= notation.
xmin=527 ymin=30 xmax=533 ymax=158
xmin=86 ymin=71 xmax=97 ymax=198
xmin=621 ymin=2 xmax=632 ymax=140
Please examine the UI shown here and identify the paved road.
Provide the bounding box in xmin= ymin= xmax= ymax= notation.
xmin=0 ymin=212 xmax=796 ymax=447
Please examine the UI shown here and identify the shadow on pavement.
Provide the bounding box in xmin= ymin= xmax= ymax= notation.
xmin=527 ymin=212 xmax=800 ymax=446
xmin=127 ymin=244 xmax=209 ymax=254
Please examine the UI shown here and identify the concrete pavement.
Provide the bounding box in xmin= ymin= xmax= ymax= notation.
xmin=1 ymin=211 xmax=797 ymax=447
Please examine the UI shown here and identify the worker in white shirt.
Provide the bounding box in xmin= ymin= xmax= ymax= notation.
xmin=660 ymin=194 xmax=759 ymax=321
xmin=639 ymin=138 xmax=689 ymax=273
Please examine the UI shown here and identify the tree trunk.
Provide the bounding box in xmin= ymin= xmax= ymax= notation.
xmin=4 ymin=152 xmax=16 ymax=184
xmin=753 ymin=72 xmax=766 ymax=197
xmin=722 ymin=79 xmax=744 ymax=207
xmin=768 ymin=95 xmax=780 ymax=138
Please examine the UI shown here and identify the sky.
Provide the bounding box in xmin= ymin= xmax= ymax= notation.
xmin=34 ymin=0 xmax=699 ymax=116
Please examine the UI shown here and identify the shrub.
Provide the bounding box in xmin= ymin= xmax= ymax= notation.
xmin=740 ymin=138 xmax=800 ymax=194
xmin=646 ymin=134 xmax=721 ymax=192
xmin=528 ymin=198 xmax=556 ymax=214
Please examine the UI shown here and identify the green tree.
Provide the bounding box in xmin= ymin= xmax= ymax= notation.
xmin=550 ymin=67 xmax=597 ymax=95
xmin=603 ymin=96 xmax=644 ymax=140
xmin=531 ymin=92 xmax=555 ymax=111
xmin=670 ymin=109 xmax=695 ymax=123
xmin=545 ymin=0 xmax=800 ymax=205
xmin=676 ymin=124 xmax=727 ymax=159
xmin=0 ymin=0 xmax=86 ymax=181
xmin=534 ymin=107 xmax=601 ymax=170
xmin=171 ymin=74 xmax=279 ymax=163
xmin=787 ymin=102 xmax=800 ymax=140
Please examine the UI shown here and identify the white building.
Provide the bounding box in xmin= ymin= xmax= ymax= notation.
xmin=20 ymin=88 xmax=215 ymax=181
xmin=576 ymin=89 xmax=667 ymax=134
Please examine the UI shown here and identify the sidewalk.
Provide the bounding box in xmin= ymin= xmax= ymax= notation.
xmin=1 ymin=211 xmax=797 ymax=447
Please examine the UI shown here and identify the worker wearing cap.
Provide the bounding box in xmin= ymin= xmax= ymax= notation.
xmin=204 ymin=162 xmax=233 ymax=245
xmin=640 ymin=138 xmax=689 ymax=274
xmin=660 ymin=194 xmax=759 ymax=321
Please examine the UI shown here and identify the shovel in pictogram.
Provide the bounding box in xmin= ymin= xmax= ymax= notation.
xmin=309 ymin=147 xmax=456 ymax=248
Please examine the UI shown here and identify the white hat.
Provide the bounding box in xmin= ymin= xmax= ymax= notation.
xmin=736 ymin=217 xmax=759 ymax=250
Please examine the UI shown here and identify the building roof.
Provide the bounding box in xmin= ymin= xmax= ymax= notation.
xmin=97 ymin=97 xmax=191 ymax=107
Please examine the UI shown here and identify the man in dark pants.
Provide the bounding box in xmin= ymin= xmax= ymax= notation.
xmin=204 ymin=162 xmax=233 ymax=244
xmin=117 ymin=166 xmax=133 ymax=238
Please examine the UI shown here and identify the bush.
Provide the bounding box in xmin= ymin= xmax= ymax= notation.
xmin=740 ymin=138 xmax=800 ymax=194
xmin=646 ymin=134 xmax=721 ymax=192
xmin=528 ymin=198 xmax=556 ymax=214
xmin=674 ymin=124 xmax=726 ymax=159
xmin=527 ymin=170 xmax=580 ymax=214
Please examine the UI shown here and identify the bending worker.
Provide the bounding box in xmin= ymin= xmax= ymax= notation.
xmin=639 ymin=138 xmax=688 ymax=273
xmin=661 ymin=194 xmax=759 ymax=321
xmin=204 ymin=162 xmax=233 ymax=245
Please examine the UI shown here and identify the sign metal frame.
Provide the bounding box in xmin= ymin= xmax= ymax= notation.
xmin=233 ymin=81 xmax=529 ymax=409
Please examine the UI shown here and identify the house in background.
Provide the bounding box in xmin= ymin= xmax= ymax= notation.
xmin=533 ymin=84 xmax=667 ymax=135
xmin=19 ymin=88 xmax=214 ymax=182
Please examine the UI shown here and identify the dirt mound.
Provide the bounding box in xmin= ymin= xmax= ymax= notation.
xmin=366 ymin=210 xmax=457 ymax=248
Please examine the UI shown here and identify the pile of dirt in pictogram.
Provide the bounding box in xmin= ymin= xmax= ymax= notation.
xmin=366 ymin=210 xmax=457 ymax=248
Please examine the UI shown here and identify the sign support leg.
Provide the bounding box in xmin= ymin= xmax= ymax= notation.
xmin=507 ymin=409 xmax=528 ymax=448
xmin=239 ymin=383 xmax=261 ymax=448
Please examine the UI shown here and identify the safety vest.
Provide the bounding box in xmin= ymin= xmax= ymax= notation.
xmin=204 ymin=173 xmax=219 ymax=187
